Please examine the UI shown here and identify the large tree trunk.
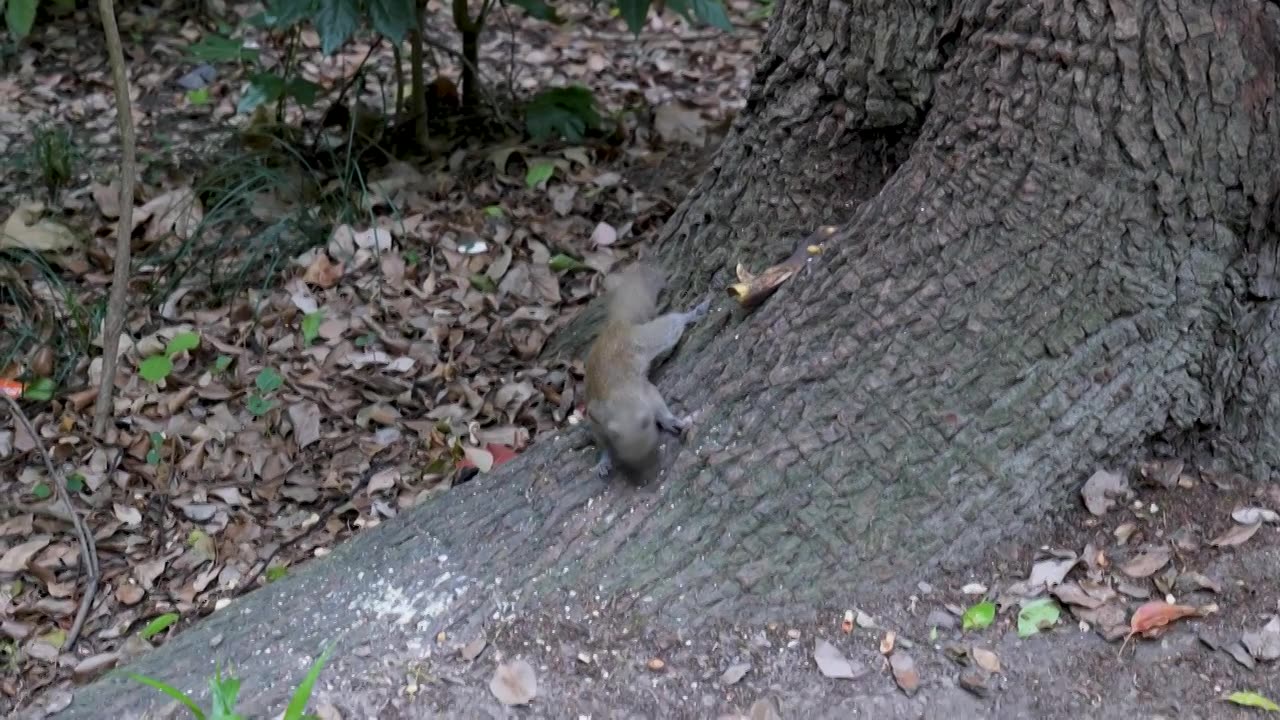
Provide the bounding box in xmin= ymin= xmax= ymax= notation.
xmin=50 ymin=0 xmax=1280 ymax=717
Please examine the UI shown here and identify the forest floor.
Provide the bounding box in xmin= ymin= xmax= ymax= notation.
xmin=3 ymin=0 xmax=1280 ymax=717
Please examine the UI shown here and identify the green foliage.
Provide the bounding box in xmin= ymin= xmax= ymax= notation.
xmin=140 ymin=612 xmax=180 ymax=640
xmin=525 ymin=160 xmax=556 ymax=188
xmin=315 ymin=0 xmax=360 ymax=54
xmin=145 ymin=432 xmax=164 ymax=465
xmin=213 ymin=355 xmax=233 ymax=372
xmin=283 ymin=644 xmax=334 ymax=720
xmin=1016 ymin=598 xmax=1060 ymax=637
xmin=548 ymin=253 xmax=586 ymax=272
xmin=4 ymin=0 xmax=37 ymax=38
xmin=367 ymin=0 xmax=415 ymax=41
xmin=506 ymin=0 xmax=559 ymax=21
xmin=31 ymin=482 xmax=52 ymax=500
xmin=127 ymin=673 xmax=208 ymax=720
xmin=301 ymin=311 xmax=323 ymax=346
xmin=139 ymin=331 xmax=201 ymax=384
xmin=187 ymin=87 xmax=211 ymax=105
xmin=22 ymin=377 xmax=55 ymax=401
xmin=138 ymin=355 xmax=174 ymax=383
xmin=265 ymin=565 xmax=289 ymax=582
xmin=65 ymin=473 xmax=85 ymax=493
xmin=615 ymin=0 xmax=732 ymax=33
xmin=961 ymin=600 xmax=995 ymax=631
xmin=188 ymin=35 xmax=261 ymax=63
xmin=483 ymin=205 xmax=504 ymax=218
xmin=167 ymin=331 xmax=201 ymax=356
xmin=1226 ymin=691 xmax=1280 ymax=712
xmin=248 ymin=367 xmax=284 ymax=416
xmin=126 ymin=646 xmax=334 ymax=720
xmin=470 ymin=274 xmax=498 ymax=294
xmin=30 ymin=124 xmax=76 ymax=199
xmin=525 ymin=86 xmax=601 ymax=143
xmin=256 ymin=367 xmax=284 ymax=393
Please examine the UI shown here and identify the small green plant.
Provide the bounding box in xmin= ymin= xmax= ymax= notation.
xmin=525 ymin=86 xmax=601 ymax=143
xmin=138 ymin=331 xmax=202 ymax=384
xmin=300 ymin=311 xmax=323 ymax=347
xmin=247 ymin=367 xmax=283 ymax=416
xmin=265 ymin=565 xmax=289 ymax=582
xmin=548 ymin=253 xmax=587 ymax=272
xmin=4 ymin=0 xmax=37 ymax=40
xmin=127 ymin=643 xmax=335 ymax=720
xmin=145 ymin=432 xmax=165 ymax=465
xmin=961 ymin=600 xmax=996 ymax=631
xmin=29 ymin=124 xmax=77 ymax=201
xmin=525 ymin=160 xmax=557 ymax=189
xmin=213 ymin=355 xmax=233 ymax=373
xmin=139 ymin=612 xmax=180 ymax=640
xmin=31 ymin=472 xmax=85 ymax=500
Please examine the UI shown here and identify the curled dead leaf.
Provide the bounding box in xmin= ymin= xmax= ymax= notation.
xmin=1127 ymin=601 xmax=1202 ymax=640
xmin=1210 ymin=522 xmax=1261 ymax=547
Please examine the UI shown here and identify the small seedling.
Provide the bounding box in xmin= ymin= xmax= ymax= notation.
xmin=127 ymin=642 xmax=335 ymax=720
xmin=139 ymin=612 xmax=180 ymax=640
xmin=300 ymin=311 xmax=323 ymax=347
xmin=138 ymin=331 xmax=202 ymax=384
xmin=145 ymin=432 xmax=165 ymax=465
xmin=247 ymin=367 xmax=283 ymax=416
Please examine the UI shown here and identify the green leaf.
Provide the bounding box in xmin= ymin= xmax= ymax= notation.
xmin=483 ymin=205 xmax=505 ymax=218
xmin=525 ymin=86 xmax=601 ymax=143
xmin=506 ymin=0 xmax=559 ymax=21
xmin=285 ymin=78 xmax=320 ymax=106
xmin=188 ymin=34 xmax=259 ymax=63
xmin=139 ymin=355 xmax=174 ymax=383
xmin=961 ymin=600 xmax=995 ymax=631
xmin=525 ymin=160 xmax=556 ymax=188
xmin=209 ymin=666 xmax=244 ymax=720
xmin=166 ymin=331 xmax=201 ymax=357
xmin=6 ymin=0 xmax=38 ymax=38
xmin=283 ymin=644 xmax=335 ymax=720
xmin=266 ymin=565 xmax=289 ymax=582
xmin=1016 ymin=598 xmax=1060 ymax=638
xmin=146 ymin=448 xmax=161 ymax=465
xmin=127 ymin=674 xmax=207 ymax=720
xmin=1226 ymin=691 xmax=1280 ymax=712
xmin=616 ymin=0 xmax=650 ymax=33
xmin=689 ymin=0 xmax=732 ymax=30
xmin=548 ymin=253 xmax=587 ymax=272
xmin=267 ymin=0 xmax=316 ymax=27
xmin=32 ymin=482 xmax=51 ymax=500
xmin=22 ymin=377 xmax=55 ymax=401
xmin=213 ymin=355 xmax=232 ymax=372
xmin=246 ymin=394 xmax=275 ymax=416
xmin=237 ymin=73 xmax=285 ymax=114
xmin=187 ymin=87 xmax=211 ymax=105
xmin=367 ymin=0 xmax=415 ymax=41
xmin=139 ymin=613 xmax=180 ymax=640
xmin=314 ymin=0 xmax=360 ymax=54
xmin=256 ymin=367 xmax=284 ymax=393
xmin=150 ymin=431 xmax=165 ymax=447
xmin=65 ymin=473 xmax=85 ymax=493
xmin=301 ymin=311 xmax=323 ymax=347
xmin=470 ymin=274 xmax=498 ymax=294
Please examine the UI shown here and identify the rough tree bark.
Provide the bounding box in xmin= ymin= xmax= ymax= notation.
xmin=50 ymin=0 xmax=1280 ymax=717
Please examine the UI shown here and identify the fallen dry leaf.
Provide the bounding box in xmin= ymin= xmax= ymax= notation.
xmin=1210 ymin=521 xmax=1261 ymax=547
xmin=1128 ymin=601 xmax=1202 ymax=639
xmin=1081 ymin=468 xmax=1129 ymax=516
xmin=972 ymin=647 xmax=1000 ymax=673
xmin=888 ymin=652 xmax=919 ymax=696
xmin=1119 ymin=546 xmax=1170 ymax=578
xmin=813 ymin=639 xmax=865 ymax=680
xmin=489 ymin=659 xmax=537 ymax=706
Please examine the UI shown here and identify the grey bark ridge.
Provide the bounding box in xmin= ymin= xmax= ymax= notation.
xmin=49 ymin=0 xmax=1280 ymax=717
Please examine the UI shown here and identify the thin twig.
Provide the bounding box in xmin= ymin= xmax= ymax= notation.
xmin=91 ymin=0 xmax=138 ymax=438
xmin=4 ymin=396 xmax=100 ymax=649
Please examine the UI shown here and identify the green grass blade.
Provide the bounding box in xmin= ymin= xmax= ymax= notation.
xmin=127 ymin=673 xmax=208 ymax=720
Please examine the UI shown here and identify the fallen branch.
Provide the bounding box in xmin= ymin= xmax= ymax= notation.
xmin=4 ymin=396 xmax=101 ymax=649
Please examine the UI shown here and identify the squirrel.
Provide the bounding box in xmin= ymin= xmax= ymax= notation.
xmin=584 ymin=263 xmax=712 ymax=485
